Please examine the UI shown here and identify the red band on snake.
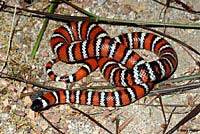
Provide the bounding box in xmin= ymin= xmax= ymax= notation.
xmin=31 ymin=21 xmax=178 ymax=111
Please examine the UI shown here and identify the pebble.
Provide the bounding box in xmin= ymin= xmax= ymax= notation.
xmin=0 ymin=113 xmax=9 ymax=120
xmin=0 ymin=79 xmax=9 ymax=88
xmin=97 ymin=0 xmax=106 ymax=5
xmin=14 ymin=109 xmax=26 ymax=117
xmin=0 ymin=43 xmax=4 ymax=49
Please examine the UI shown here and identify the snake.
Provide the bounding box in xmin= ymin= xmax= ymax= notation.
xmin=31 ymin=21 xmax=178 ymax=111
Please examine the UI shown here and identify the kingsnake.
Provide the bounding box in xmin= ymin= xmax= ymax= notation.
xmin=31 ymin=21 xmax=178 ymax=111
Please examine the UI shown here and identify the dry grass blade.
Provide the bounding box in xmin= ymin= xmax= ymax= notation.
xmin=153 ymin=0 xmax=200 ymax=14
xmin=1 ymin=2 xmax=200 ymax=29
xmin=0 ymin=72 xmax=62 ymax=91
xmin=163 ymin=107 xmax=177 ymax=134
xmin=166 ymin=103 xmax=200 ymax=134
xmin=159 ymin=97 xmax=167 ymax=126
xmin=118 ymin=116 xmax=134 ymax=133
xmin=173 ymin=0 xmax=196 ymax=13
xmin=1 ymin=71 xmax=199 ymax=98
xmin=149 ymin=81 xmax=200 ymax=96
xmin=115 ymin=117 xmax=120 ymax=134
xmin=0 ymin=4 xmax=18 ymax=72
xmin=141 ymin=26 xmax=200 ymax=56
xmin=39 ymin=112 xmax=65 ymax=134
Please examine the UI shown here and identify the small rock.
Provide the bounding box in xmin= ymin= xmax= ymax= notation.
xmin=0 ymin=113 xmax=9 ymax=120
xmin=3 ymin=99 xmax=9 ymax=107
xmin=42 ymin=51 xmax=49 ymax=57
xmin=0 ymin=43 xmax=4 ymax=49
xmin=26 ymin=109 xmax=35 ymax=120
xmin=15 ymin=109 xmax=26 ymax=117
xmin=0 ymin=78 xmax=9 ymax=88
xmin=98 ymin=0 xmax=106 ymax=5
xmin=103 ymin=109 xmax=112 ymax=117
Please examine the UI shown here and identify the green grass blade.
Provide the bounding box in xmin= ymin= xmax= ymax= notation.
xmin=30 ymin=1 xmax=58 ymax=59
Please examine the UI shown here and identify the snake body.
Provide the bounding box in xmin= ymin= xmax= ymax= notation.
xmin=31 ymin=21 xmax=178 ymax=111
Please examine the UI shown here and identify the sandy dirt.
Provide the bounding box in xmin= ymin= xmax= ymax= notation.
xmin=0 ymin=0 xmax=200 ymax=134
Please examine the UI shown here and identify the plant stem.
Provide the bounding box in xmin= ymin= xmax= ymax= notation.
xmin=30 ymin=1 xmax=58 ymax=58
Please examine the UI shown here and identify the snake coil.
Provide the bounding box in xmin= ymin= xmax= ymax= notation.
xmin=31 ymin=21 xmax=178 ymax=111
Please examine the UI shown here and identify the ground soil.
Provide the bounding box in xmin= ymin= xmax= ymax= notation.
xmin=0 ymin=0 xmax=200 ymax=134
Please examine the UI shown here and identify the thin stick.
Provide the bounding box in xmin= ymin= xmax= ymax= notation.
xmin=0 ymin=72 xmax=200 ymax=96
xmin=0 ymin=4 xmax=17 ymax=72
xmin=39 ymin=112 xmax=65 ymax=134
xmin=166 ymin=104 xmax=200 ymax=134
xmin=2 ymin=2 xmax=199 ymax=57
xmin=1 ymin=3 xmax=200 ymax=29
xmin=163 ymin=107 xmax=177 ymax=134
xmin=153 ymin=0 xmax=200 ymax=14
xmin=159 ymin=97 xmax=167 ymax=126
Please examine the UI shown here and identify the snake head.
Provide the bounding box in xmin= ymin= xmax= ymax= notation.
xmin=31 ymin=99 xmax=44 ymax=112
